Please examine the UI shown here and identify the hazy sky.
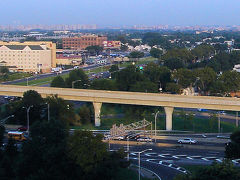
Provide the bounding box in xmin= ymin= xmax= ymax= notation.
xmin=0 ymin=0 xmax=239 ymax=26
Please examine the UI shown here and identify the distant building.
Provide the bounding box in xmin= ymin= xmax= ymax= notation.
xmin=103 ymin=41 xmax=121 ymax=50
xmin=0 ymin=41 xmax=56 ymax=73
xmin=62 ymin=35 xmax=107 ymax=50
xmin=56 ymin=54 xmax=82 ymax=65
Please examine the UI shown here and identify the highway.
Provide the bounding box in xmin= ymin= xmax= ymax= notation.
xmin=106 ymin=134 xmax=240 ymax=180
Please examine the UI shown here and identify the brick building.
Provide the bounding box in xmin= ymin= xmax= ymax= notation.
xmin=62 ymin=35 xmax=107 ymax=50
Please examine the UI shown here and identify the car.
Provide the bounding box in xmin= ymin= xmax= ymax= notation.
xmin=136 ymin=137 xmax=152 ymax=142
xmin=217 ymin=135 xmax=230 ymax=139
xmin=112 ymin=136 xmax=124 ymax=141
xmin=178 ymin=138 xmax=196 ymax=144
xmin=17 ymin=126 xmax=28 ymax=131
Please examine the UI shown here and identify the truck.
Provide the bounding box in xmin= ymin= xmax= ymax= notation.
xmin=51 ymin=67 xmax=62 ymax=74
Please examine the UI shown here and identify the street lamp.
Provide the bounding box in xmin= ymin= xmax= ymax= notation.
xmin=23 ymin=105 xmax=33 ymax=134
xmin=154 ymin=111 xmax=160 ymax=143
xmin=134 ymin=149 xmax=152 ymax=180
xmin=72 ymin=80 xmax=82 ymax=88
xmin=0 ymin=115 xmax=14 ymax=126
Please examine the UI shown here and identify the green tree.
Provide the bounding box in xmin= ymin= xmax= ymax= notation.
xmin=0 ymin=125 xmax=5 ymax=146
xmin=194 ymin=67 xmax=217 ymax=95
xmin=219 ymin=71 xmax=240 ymax=93
xmin=0 ymin=66 xmax=9 ymax=74
xmin=51 ymin=76 xmax=66 ymax=88
xmin=109 ymin=64 xmax=119 ymax=79
xmin=164 ymin=58 xmax=185 ymax=70
xmin=129 ymin=81 xmax=158 ymax=93
xmin=150 ymin=48 xmax=163 ymax=58
xmin=191 ymin=44 xmax=215 ymax=60
xmin=225 ymin=130 xmax=240 ymax=159
xmin=165 ymin=83 xmax=181 ymax=94
xmin=173 ymin=68 xmax=195 ymax=88
xmin=78 ymin=105 xmax=92 ymax=124
xmin=129 ymin=51 xmax=144 ymax=59
xmin=45 ymin=95 xmax=76 ymax=125
xmin=90 ymin=79 xmax=117 ymax=91
xmin=65 ymin=69 xmax=89 ymax=88
xmin=85 ymin=45 xmax=103 ymax=55
xmin=116 ymin=65 xmax=145 ymax=91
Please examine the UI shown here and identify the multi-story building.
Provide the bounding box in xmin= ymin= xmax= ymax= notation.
xmin=0 ymin=41 xmax=56 ymax=73
xmin=103 ymin=41 xmax=121 ymax=50
xmin=62 ymin=35 xmax=107 ymax=50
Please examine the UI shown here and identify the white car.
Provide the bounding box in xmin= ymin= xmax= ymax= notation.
xmin=137 ymin=137 xmax=152 ymax=142
xmin=112 ymin=136 xmax=124 ymax=141
xmin=178 ymin=138 xmax=196 ymax=144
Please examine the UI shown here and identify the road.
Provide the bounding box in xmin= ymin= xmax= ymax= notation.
xmin=107 ymin=134 xmax=239 ymax=180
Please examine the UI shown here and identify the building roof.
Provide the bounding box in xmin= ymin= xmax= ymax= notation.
xmin=1 ymin=45 xmax=44 ymax=50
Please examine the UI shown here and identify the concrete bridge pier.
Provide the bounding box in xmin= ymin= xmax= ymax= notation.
xmin=164 ymin=106 xmax=174 ymax=131
xmin=93 ymin=102 xmax=102 ymax=127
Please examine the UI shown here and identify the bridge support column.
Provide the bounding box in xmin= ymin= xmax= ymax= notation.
xmin=164 ymin=107 xmax=174 ymax=131
xmin=93 ymin=102 xmax=102 ymax=127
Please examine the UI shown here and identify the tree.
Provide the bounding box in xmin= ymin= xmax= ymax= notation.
xmin=194 ymin=67 xmax=217 ymax=95
xmin=165 ymin=83 xmax=181 ymax=94
xmin=16 ymin=120 xmax=79 ymax=180
xmin=225 ymin=130 xmax=240 ymax=159
xmin=164 ymin=58 xmax=185 ymax=70
xmin=68 ymin=130 xmax=129 ymax=180
xmin=144 ymin=63 xmax=171 ymax=91
xmin=0 ymin=125 xmax=5 ymax=146
xmin=78 ymin=105 xmax=92 ymax=124
xmin=90 ymin=79 xmax=117 ymax=91
xmin=85 ymin=45 xmax=103 ymax=55
xmin=45 ymin=95 xmax=76 ymax=125
xmin=219 ymin=71 xmax=240 ymax=93
xmin=109 ymin=65 xmax=119 ymax=79
xmin=7 ymin=90 xmax=45 ymax=126
xmin=116 ymin=65 xmax=145 ymax=91
xmin=150 ymin=48 xmax=163 ymax=59
xmin=129 ymin=81 xmax=158 ymax=93
xmin=129 ymin=51 xmax=144 ymax=59
xmin=51 ymin=76 xmax=66 ymax=88
xmin=0 ymin=66 xmax=9 ymax=74
xmin=162 ymin=48 xmax=194 ymax=65
xmin=65 ymin=69 xmax=89 ymax=88
xmin=174 ymin=160 xmax=240 ymax=180
xmin=173 ymin=68 xmax=195 ymax=88
xmin=191 ymin=44 xmax=215 ymax=60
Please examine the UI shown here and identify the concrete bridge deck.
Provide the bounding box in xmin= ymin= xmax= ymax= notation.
xmin=0 ymin=85 xmax=240 ymax=130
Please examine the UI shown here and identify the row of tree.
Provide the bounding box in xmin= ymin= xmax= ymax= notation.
xmin=0 ymin=119 xmax=128 ymax=179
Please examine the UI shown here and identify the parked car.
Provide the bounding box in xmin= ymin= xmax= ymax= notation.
xmin=178 ymin=138 xmax=196 ymax=144
xmin=137 ymin=137 xmax=152 ymax=142
xmin=112 ymin=136 xmax=124 ymax=141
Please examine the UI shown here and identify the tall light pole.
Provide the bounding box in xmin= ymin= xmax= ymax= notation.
xmin=0 ymin=115 xmax=14 ymax=126
xmin=127 ymin=137 xmax=129 ymax=161
xmin=218 ymin=112 xmax=221 ymax=134
xmin=135 ymin=149 xmax=152 ymax=180
xmin=154 ymin=111 xmax=160 ymax=143
xmin=72 ymin=80 xmax=82 ymax=88
xmin=23 ymin=105 xmax=33 ymax=134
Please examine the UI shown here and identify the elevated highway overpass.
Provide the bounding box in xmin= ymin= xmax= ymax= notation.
xmin=0 ymin=85 xmax=240 ymax=130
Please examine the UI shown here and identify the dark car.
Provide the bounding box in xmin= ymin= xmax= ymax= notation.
xmin=17 ymin=126 xmax=27 ymax=131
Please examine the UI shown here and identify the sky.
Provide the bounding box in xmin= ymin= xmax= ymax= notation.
xmin=0 ymin=0 xmax=239 ymax=27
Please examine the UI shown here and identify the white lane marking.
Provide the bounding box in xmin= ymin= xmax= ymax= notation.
xmin=186 ymin=157 xmax=193 ymax=160
xmin=145 ymin=153 xmax=157 ymax=157
xmin=146 ymin=159 xmax=156 ymax=162
xmin=215 ymin=159 xmax=222 ymax=162
xmin=232 ymin=159 xmax=240 ymax=164
xmin=168 ymin=164 xmax=172 ymax=167
xmin=130 ymin=153 xmax=137 ymax=156
xmin=158 ymin=153 xmax=171 ymax=158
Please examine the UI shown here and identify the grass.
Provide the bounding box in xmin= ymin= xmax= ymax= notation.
xmin=71 ymin=104 xmax=240 ymax=133
xmin=114 ymin=168 xmax=157 ymax=180
xmin=0 ymin=72 xmax=32 ymax=82
xmin=118 ymin=57 xmax=157 ymax=68
xmin=14 ymin=73 xmax=69 ymax=86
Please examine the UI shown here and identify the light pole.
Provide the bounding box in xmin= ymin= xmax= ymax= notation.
xmin=0 ymin=115 xmax=14 ymax=126
xmin=23 ymin=105 xmax=33 ymax=134
xmin=72 ymin=80 xmax=82 ymax=88
xmin=127 ymin=137 xmax=129 ymax=161
xmin=135 ymin=149 xmax=152 ymax=180
xmin=154 ymin=111 xmax=160 ymax=143
xmin=218 ymin=111 xmax=221 ymax=134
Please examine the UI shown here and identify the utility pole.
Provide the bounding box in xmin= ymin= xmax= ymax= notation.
xmin=218 ymin=112 xmax=221 ymax=134
xmin=236 ymin=112 xmax=239 ymax=127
